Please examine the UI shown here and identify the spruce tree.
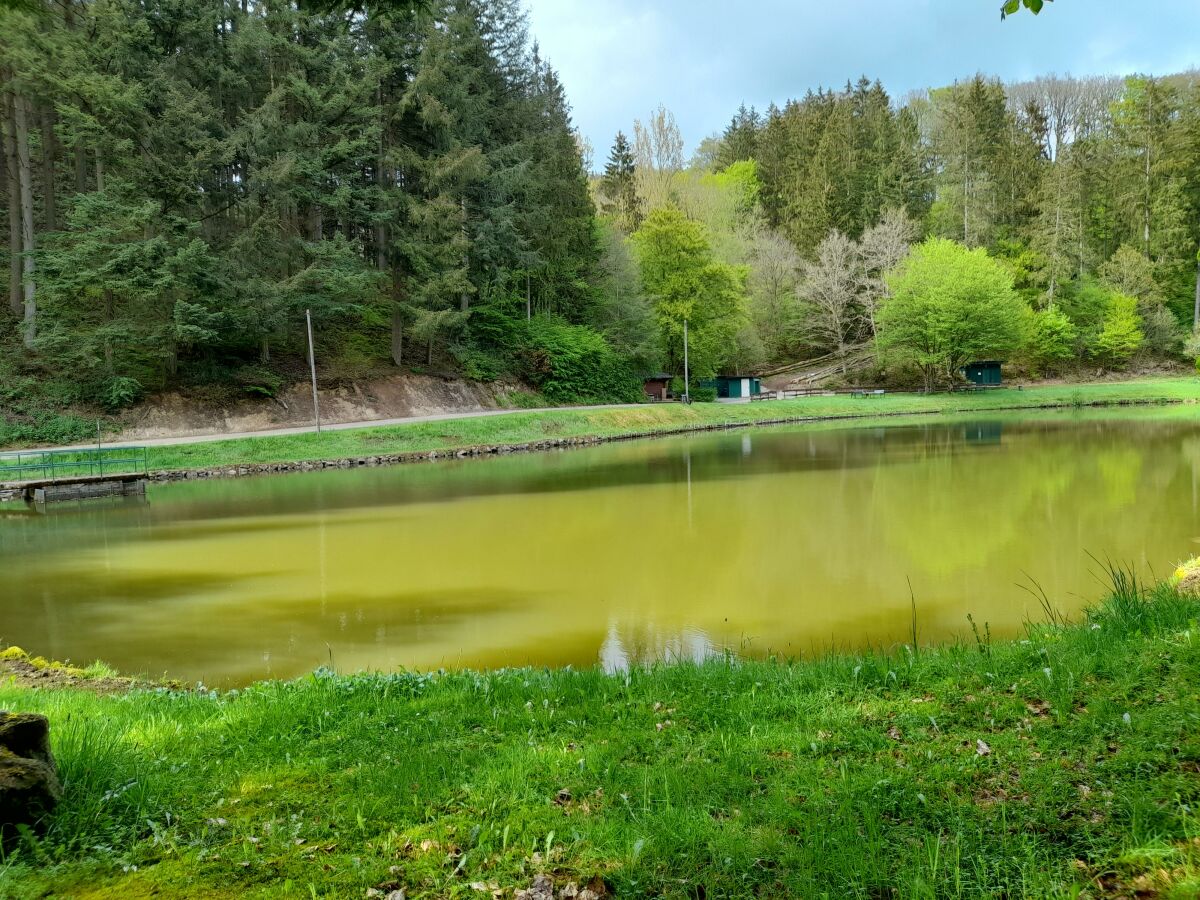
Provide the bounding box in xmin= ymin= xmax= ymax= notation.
xmin=600 ymin=131 xmax=639 ymax=233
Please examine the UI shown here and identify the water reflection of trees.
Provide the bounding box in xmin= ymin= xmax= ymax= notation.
xmin=599 ymin=622 xmax=722 ymax=673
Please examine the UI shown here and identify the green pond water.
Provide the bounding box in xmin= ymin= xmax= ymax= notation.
xmin=2 ymin=410 xmax=1199 ymax=686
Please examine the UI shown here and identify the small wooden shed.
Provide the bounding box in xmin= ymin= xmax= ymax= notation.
xmin=962 ymin=361 xmax=1003 ymax=386
xmin=642 ymin=374 xmax=673 ymax=402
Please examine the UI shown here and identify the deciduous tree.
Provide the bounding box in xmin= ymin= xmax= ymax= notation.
xmin=878 ymin=238 xmax=1028 ymax=391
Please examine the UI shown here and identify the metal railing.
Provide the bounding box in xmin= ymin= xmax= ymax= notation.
xmin=0 ymin=446 xmax=149 ymax=484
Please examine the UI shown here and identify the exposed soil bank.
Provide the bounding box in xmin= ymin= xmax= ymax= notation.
xmin=113 ymin=373 xmax=513 ymax=442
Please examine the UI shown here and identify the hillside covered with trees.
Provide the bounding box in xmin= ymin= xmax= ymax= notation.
xmin=598 ymin=72 xmax=1200 ymax=389
xmin=2 ymin=0 xmax=1200 ymax=443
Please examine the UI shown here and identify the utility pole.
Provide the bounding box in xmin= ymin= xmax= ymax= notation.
xmin=683 ymin=319 xmax=691 ymax=404
xmin=306 ymin=308 xmax=322 ymax=435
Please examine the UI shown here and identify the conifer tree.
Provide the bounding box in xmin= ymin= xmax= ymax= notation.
xmin=600 ymin=132 xmax=639 ymax=233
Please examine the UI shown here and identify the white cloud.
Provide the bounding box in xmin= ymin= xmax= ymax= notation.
xmin=526 ymin=0 xmax=1200 ymax=158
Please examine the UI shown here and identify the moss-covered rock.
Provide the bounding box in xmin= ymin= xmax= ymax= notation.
xmin=0 ymin=712 xmax=60 ymax=838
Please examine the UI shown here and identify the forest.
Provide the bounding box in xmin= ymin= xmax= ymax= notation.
xmin=1 ymin=0 xmax=1200 ymax=441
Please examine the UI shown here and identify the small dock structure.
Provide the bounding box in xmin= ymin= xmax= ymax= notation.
xmin=0 ymin=446 xmax=150 ymax=504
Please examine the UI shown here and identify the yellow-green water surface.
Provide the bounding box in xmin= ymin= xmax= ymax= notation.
xmin=3 ymin=411 xmax=1198 ymax=685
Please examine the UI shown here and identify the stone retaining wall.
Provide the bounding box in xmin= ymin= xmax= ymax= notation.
xmin=148 ymin=416 xmax=825 ymax=483
xmin=128 ymin=396 xmax=1192 ymax=484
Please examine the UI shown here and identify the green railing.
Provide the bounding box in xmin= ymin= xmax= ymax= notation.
xmin=0 ymin=446 xmax=149 ymax=484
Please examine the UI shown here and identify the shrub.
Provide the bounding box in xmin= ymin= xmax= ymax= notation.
xmin=100 ymin=376 xmax=144 ymax=411
xmin=518 ymin=318 xmax=642 ymax=404
xmin=1141 ymin=303 xmax=1183 ymax=356
xmin=451 ymin=345 xmax=505 ymax=382
xmin=1092 ymin=293 xmax=1144 ymax=367
xmin=234 ymin=365 xmax=286 ymax=399
xmin=689 ymin=387 xmax=718 ymax=403
xmin=0 ymin=348 xmax=98 ymax=446
xmin=1026 ymin=305 xmax=1077 ymax=374
xmin=0 ymin=412 xmax=95 ymax=447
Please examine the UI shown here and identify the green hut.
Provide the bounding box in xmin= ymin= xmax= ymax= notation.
xmin=703 ymin=375 xmax=763 ymax=399
xmin=962 ymin=361 xmax=1003 ymax=386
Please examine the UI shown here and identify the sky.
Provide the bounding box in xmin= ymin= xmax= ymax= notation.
xmin=525 ymin=0 xmax=1200 ymax=165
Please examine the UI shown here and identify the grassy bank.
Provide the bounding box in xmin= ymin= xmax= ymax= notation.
xmin=131 ymin=378 xmax=1200 ymax=473
xmin=3 ymin=573 xmax=1200 ymax=898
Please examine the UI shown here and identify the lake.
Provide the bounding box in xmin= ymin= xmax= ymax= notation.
xmin=2 ymin=410 xmax=1198 ymax=686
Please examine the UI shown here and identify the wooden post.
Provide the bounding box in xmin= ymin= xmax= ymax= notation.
xmin=306 ymin=309 xmax=321 ymax=435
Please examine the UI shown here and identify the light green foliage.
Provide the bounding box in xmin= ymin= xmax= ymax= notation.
xmin=671 ymin=161 xmax=762 ymax=265
xmin=1027 ymin=304 xmax=1078 ymax=373
xmin=1093 ymin=293 xmax=1145 ymax=366
xmin=879 ymin=239 xmax=1029 ymax=390
xmin=1058 ymin=278 xmax=1115 ymax=347
xmin=631 ymin=207 xmax=748 ymax=380
xmin=1001 ymin=0 xmax=1052 ymax=19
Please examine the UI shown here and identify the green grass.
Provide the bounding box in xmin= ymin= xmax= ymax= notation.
xmin=135 ymin=377 xmax=1200 ymax=473
xmin=4 ymin=571 xmax=1200 ymax=898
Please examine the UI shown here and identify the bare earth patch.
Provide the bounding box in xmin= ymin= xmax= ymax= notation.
xmin=0 ymin=649 xmax=137 ymax=695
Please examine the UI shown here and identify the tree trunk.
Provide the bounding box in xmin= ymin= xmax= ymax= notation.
xmin=1048 ymin=203 xmax=1061 ymax=304
xmin=1 ymin=92 xmax=20 ymax=318
xmin=390 ymin=305 xmax=403 ymax=367
xmin=1143 ymin=90 xmax=1152 ymax=259
xmin=94 ymin=154 xmax=105 ymax=193
xmin=459 ymin=197 xmax=470 ymax=312
xmin=375 ymin=85 xmax=387 ymax=270
xmin=1193 ymin=254 xmax=1200 ymax=332
xmin=260 ymin=336 xmax=270 ymax=363
xmin=40 ymin=104 xmax=56 ymax=231
xmin=73 ymin=143 xmax=86 ymax=193
xmin=103 ymin=288 xmax=115 ymax=374
xmin=962 ymin=157 xmax=970 ymax=246
xmin=13 ymin=90 xmax=36 ymax=348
